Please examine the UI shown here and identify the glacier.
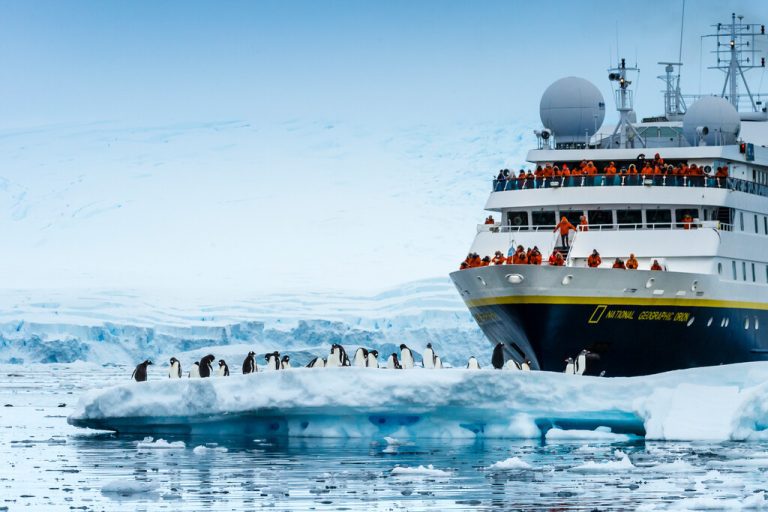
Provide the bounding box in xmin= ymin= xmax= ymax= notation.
xmin=68 ymin=362 xmax=768 ymax=442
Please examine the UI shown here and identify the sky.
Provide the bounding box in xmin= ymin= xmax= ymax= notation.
xmin=0 ymin=0 xmax=765 ymax=295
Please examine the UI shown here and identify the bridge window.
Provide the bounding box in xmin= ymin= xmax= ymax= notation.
xmin=532 ymin=211 xmax=556 ymax=227
xmin=617 ymin=209 xmax=642 ymax=229
xmin=676 ymin=208 xmax=699 ymax=228
xmin=507 ymin=211 xmax=529 ymax=228
xmin=587 ymin=210 xmax=613 ymax=226
xmin=646 ymin=209 xmax=672 ymax=229
xmin=559 ymin=210 xmax=583 ymax=227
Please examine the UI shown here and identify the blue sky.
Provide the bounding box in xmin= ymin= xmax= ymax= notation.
xmin=1 ymin=0 xmax=764 ymax=129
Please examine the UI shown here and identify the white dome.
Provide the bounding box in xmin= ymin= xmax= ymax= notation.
xmin=682 ymin=96 xmax=741 ymax=146
xmin=539 ymin=77 xmax=606 ymax=143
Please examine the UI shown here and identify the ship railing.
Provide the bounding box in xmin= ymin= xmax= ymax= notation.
xmin=491 ymin=176 xmax=768 ymax=198
xmin=477 ymin=220 xmax=722 ymax=233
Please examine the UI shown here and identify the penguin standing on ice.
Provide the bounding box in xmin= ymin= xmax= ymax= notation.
xmin=327 ymin=344 xmax=350 ymax=367
xmin=386 ymin=353 xmax=402 ymax=369
xmin=217 ymin=359 xmax=230 ymax=377
xmin=564 ymin=357 xmax=575 ymax=374
xmin=399 ymin=344 xmax=414 ymax=369
xmin=189 ymin=361 xmax=200 ymax=378
xmin=242 ymin=351 xmax=257 ymax=374
xmin=491 ymin=343 xmax=505 ymax=369
xmin=353 ymin=347 xmax=369 ymax=368
xmin=199 ymin=354 xmax=216 ymax=378
xmin=168 ymin=357 xmax=182 ymax=379
xmin=422 ymin=343 xmax=435 ymax=369
xmin=131 ymin=360 xmax=153 ymax=382
xmin=306 ymin=356 xmax=326 ymax=368
xmin=265 ymin=351 xmax=280 ymax=370
xmin=366 ymin=350 xmax=379 ymax=368
xmin=503 ymin=359 xmax=521 ymax=370
xmin=466 ymin=356 xmax=481 ymax=370
xmin=521 ymin=360 xmax=532 ymax=372
xmin=434 ymin=355 xmax=443 ymax=369
xmin=575 ymin=350 xmax=590 ymax=376
xmin=280 ymin=355 xmax=291 ymax=369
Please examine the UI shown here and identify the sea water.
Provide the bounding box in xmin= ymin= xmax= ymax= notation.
xmin=3 ymin=364 xmax=768 ymax=511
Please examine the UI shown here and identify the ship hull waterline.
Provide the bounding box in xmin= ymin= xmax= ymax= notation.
xmin=450 ymin=265 xmax=768 ymax=377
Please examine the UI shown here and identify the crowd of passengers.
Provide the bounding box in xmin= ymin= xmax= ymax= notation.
xmin=460 ymin=247 xmax=664 ymax=272
xmin=494 ymin=153 xmax=729 ymax=184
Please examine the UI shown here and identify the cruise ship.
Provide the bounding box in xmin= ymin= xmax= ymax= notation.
xmin=450 ymin=14 xmax=768 ymax=376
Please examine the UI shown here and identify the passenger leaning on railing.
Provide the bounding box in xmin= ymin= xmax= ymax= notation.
xmin=650 ymin=259 xmax=663 ymax=271
xmin=626 ymin=253 xmax=639 ymax=270
xmin=612 ymin=258 xmax=626 ymax=269
xmin=529 ymin=246 xmax=542 ymax=265
xmin=492 ymin=251 xmax=506 ymax=265
xmin=587 ymin=250 xmax=601 ymax=268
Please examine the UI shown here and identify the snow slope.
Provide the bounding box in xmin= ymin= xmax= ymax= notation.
xmin=69 ymin=362 xmax=768 ymax=442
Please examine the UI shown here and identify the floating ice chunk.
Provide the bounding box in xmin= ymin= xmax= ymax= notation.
xmin=645 ymin=459 xmax=697 ymax=473
xmin=663 ymin=491 xmax=766 ymax=510
xmin=192 ymin=445 xmax=228 ymax=455
xmin=390 ymin=464 xmax=451 ymax=477
xmin=136 ymin=437 xmax=185 ymax=449
xmin=486 ymin=457 xmax=532 ymax=471
xmin=102 ymin=479 xmax=158 ymax=495
xmin=383 ymin=436 xmax=412 ymax=446
xmin=545 ymin=426 xmax=631 ymax=442
xmin=571 ymin=450 xmax=634 ymax=473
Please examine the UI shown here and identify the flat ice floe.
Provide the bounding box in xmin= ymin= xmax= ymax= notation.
xmin=68 ymin=362 xmax=768 ymax=442
xmin=486 ymin=457 xmax=532 ymax=471
xmin=391 ymin=464 xmax=452 ymax=477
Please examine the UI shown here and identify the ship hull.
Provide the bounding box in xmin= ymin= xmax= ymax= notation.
xmin=450 ymin=265 xmax=768 ymax=376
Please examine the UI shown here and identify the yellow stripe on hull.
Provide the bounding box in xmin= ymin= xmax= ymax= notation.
xmin=466 ymin=295 xmax=768 ymax=311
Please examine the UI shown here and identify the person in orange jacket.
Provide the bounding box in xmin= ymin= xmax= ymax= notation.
xmin=469 ymin=253 xmax=482 ymax=267
xmin=612 ymin=258 xmax=626 ymax=269
xmin=491 ymin=251 xmax=506 ymax=265
xmin=587 ymin=249 xmax=601 ymax=268
xmin=578 ymin=215 xmax=589 ymax=232
xmin=480 ymin=256 xmax=491 ymax=267
xmin=650 ymin=259 xmax=663 ymax=271
xmin=604 ymin=162 xmax=617 ymax=175
xmin=484 ymin=215 xmax=495 ymax=225
xmin=626 ymin=253 xmax=639 ymax=269
xmin=682 ymin=214 xmax=693 ymax=230
xmin=529 ymin=246 xmax=542 ymax=265
xmin=511 ymin=245 xmax=528 ymax=264
xmin=552 ymin=252 xmax=565 ymax=266
xmin=554 ymin=216 xmax=576 ymax=248
xmin=459 ymin=261 xmax=469 ymax=270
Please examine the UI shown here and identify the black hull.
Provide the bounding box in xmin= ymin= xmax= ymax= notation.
xmin=468 ymin=301 xmax=768 ymax=377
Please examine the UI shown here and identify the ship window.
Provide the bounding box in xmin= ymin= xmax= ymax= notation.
xmin=740 ymin=211 xmax=744 ymax=231
xmin=752 ymin=263 xmax=756 ymax=282
xmin=646 ymin=209 xmax=671 ymax=229
xmin=531 ymin=210 xmax=556 ymax=227
xmin=676 ymin=208 xmax=699 ymax=228
xmin=559 ymin=210 xmax=583 ymax=227
xmin=732 ymin=261 xmax=737 ymax=280
xmin=507 ymin=211 xmax=529 ymax=229
xmin=717 ymin=262 xmax=722 ymax=275
xmin=764 ymin=217 xmax=767 ymax=235
xmin=617 ymin=209 xmax=642 ymax=229
xmin=755 ymin=215 xmax=759 ymax=233
xmin=742 ymin=261 xmax=747 ymax=281
xmin=587 ymin=209 xmax=612 ymax=226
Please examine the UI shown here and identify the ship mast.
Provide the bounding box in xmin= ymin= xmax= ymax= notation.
xmin=607 ymin=58 xmax=645 ymax=148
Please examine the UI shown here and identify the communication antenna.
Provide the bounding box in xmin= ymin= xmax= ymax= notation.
xmin=656 ymin=0 xmax=687 ymax=120
xmin=703 ymin=13 xmax=767 ymax=112
xmin=607 ymin=58 xmax=646 ymax=148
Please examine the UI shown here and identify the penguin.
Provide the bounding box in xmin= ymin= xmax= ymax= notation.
xmin=189 ymin=361 xmax=200 ymax=378
xmin=366 ymin=349 xmax=379 ymax=368
xmin=131 ymin=360 xmax=153 ymax=382
xmin=339 ymin=345 xmax=350 ymax=366
xmin=575 ymin=350 xmax=590 ymax=376
xmin=521 ymin=360 xmax=532 ymax=372
xmin=168 ymin=357 xmax=181 ymax=379
xmin=217 ymin=359 xmax=230 ymax=377
xmin=306 ymin=356 xmax=326 ymax=368
xmin=466 ymin=356 xmax=481 ymax=370
xmin=434 ymin=355 xmax=443 ymax=369
xmin=199 ymin=354 xmax=215 ymax=378
xmin=265 ymin=351 xmax=280 ymax=370
xmin=422 ymin=343 xmax=435 ymax=369
xmin=491 ymin=343 xmax=505 ymax=369
xmin=242 ymin=351 xmax=257 ymax=374
xmin=399 ymin=344 xmax=414 ymax=369
xmin=503 ymin=359 xmax=521 ymax=370
xmin=327 ymin=344 xmax=350 ymax=367
xmin=353 ymin=347 xmax=368 ymax=368
xmin=280 ymin=355 xmax=291 ymax=369
xmin=386 ymin=353 xmax=402 ymax=369
xmin=564 ymin=357 xmax=575 ymax=374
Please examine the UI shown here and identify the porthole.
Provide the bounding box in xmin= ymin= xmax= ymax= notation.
xmin=756 ymin=317 xmax=760 ymax=330
xmin=646 ymin=278 xmax=655 ymax=289
xmin=725 ymin=318 xmax=730 ymax=327
xmin=687 ymin=317 xmax=695 ymax=327
xmin=506 ymin=274 xmax=524 ymax=284
xmin=477 ymin=276 xmax=487 ymax=286
xmin=707 ymin=317 xmax=713 ymax=327
xmin=561 ymin=275 xmax=573 ymax=286
xmin=691 ymin=280 xmax=699 ymax=292
xmin=745 ymin=317 xmax=750 ymax=330
xmin=720 ymin=318 xmax=727 ymax=327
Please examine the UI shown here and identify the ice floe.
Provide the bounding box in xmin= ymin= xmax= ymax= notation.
xmin=486 ymin=457 xmax=532 ymax=471
xmin=390 ymin=464 xmax=451 ymax=477
xmin=136 ymin=437 xmax=185 ymax=449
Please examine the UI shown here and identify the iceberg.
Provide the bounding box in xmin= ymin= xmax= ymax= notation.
xmin=68 ymin=362 xmax=768 ymax=442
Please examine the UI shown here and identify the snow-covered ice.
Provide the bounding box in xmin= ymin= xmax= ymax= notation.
xmin=136 ymin=436 xmax=185 ymax=449
xmin=486 ymin=457 xmax=532 ymax=471
xmin=390 ymin=464 xmax=452 ymax=477
xmin=570 ymin=450 xmax=635 ymax=473
xmin=192 ymin=445 xmax=228 ymax=455
xmin=545 ymin=426 xmax=633 ymax=443
xmin=101 ymin=479 xmax=159 ymax=495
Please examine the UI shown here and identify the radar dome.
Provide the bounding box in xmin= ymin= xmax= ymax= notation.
xmin=682 ymin=96 xmax=741 ymax=146
xmin=539 ymin=77 xmax=606 ymax=143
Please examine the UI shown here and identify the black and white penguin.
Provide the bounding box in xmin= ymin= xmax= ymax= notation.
xmin=422 ymin=343 xmax=435 ymax=369
xmin=366 ymin=350 xmax=379 ymax=368
xmin=434 ymin=355 xmax=443 ymax=369
xmin=265 ymin=351 xmax=280 ymax=370
xmin=575 ymin=350 xmax=591 ymax=376
xmin=306 ymin=356 xmax=326 ymax=368
xmin=217 ymin=359 xmax=230 ymax=377
xmin=491 ymin=343 xmax=505 ymax=369
xmin=281 ymin=355 xmax=291 ymax=369
xmin=327 ymin=344 xmax=349 ymax=367
xmin=352 ymin=347 xmax=368 ymax=368
xmin=521 ymin=360 xmax=532 ymax=372
xmin=199 ymin=354 xmax=215 ymax=378
xmin=564 ymin=357 xmax=575 ymax=375
xmin=466 ymin=356 xmax=481 ymax=370
xmin=189 ymin=361 xmax=200 ymax=378
xmin=242 ymin=351 xmax=257 ymax=374
xmin=386 ymin=353 xmax=402 ymax=369
xmin=168 ymin=357 xmax=181 ymax=379
xmin=399 ymin=344 xmax=414 ymax=369
xmin=503 ymin=359 xmax=521 ymax=370
xmin=131 ymin=360 xmax=153 ymax=382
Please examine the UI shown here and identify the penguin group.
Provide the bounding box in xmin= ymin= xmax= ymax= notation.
xmin=563 ymin=349 xmax=591 ymax=375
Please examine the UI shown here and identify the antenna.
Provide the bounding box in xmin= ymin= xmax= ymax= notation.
xmin=678 ymin=0 xmax=686 ymax=64
xmin=703 ymin=13 xmax=767 ymax=112
xmin=607 ymin=58 xmax=646 ymax=148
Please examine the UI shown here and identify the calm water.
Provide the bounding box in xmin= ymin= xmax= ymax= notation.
xmin=3 ymin=364 xmax=768 ymax=511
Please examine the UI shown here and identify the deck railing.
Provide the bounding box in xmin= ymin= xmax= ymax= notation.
xmin=477 ymin=220 xmax=723 ymax=233
xmin=491 ymin=175 xmax=768 ymax=199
